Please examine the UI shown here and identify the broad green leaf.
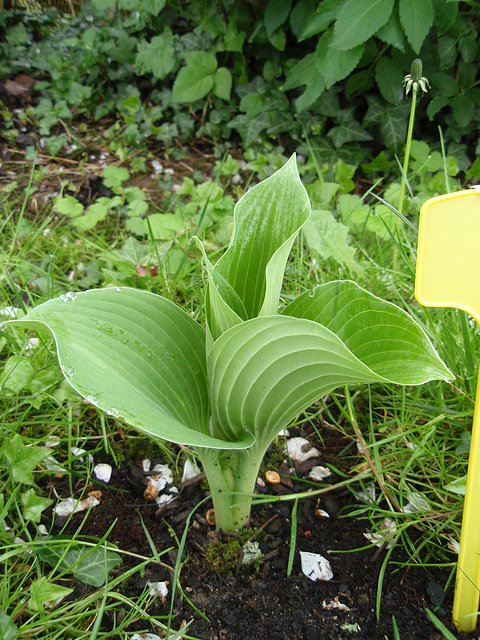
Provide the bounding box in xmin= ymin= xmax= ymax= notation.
xmin=37 ymin=538 xmax=122 ymax=587
xmin=55 ymin=195 xmax=84 ymax=217
xmin=6 ymin=288 xmax=251 ymax=449
xmin=172 ymin=67 xmax=215 ymax=103
xmin=102 ymin=166 xmax=129 ymax=189
xmin=332 ymin=0 xmax=394 ymax=51
xmin=452 ymin=93 xmax=474 ymax=128
xmin=290 ymin=0 xmax=316 ymax=40
xmin=215 ymin=155 xmax=310 ymax=318
xmin=399 ymin=0 xmax=434 ymax=54
xmin=265 ymin=0 xmax=292 ymax=36
xmin=213 ymin=67 xmax=232 ymax=101
xmin=299 ymin=0 xmax=344 ymax=41
xmin=302 ymin=210 xmax=364 ymax=278
xmin=193 ymin=238 xmax=246 ymax=343
xmin=375 ymin=58 xmax=404 ymax=105
xmin=4 ymin=435 xmax=49 ymax=485
xmin=209 ymin=315 xmax=389 ymax=447
xmin=316 ymin=29 xmax=364 ymax=89
xmin=0 ymin=611 xmax=17 ymax=640
xmin=143 ymin=0 xmax=166 ymax=15
xmin=282 ymin=280 xmax=453 ymax=384
xmin=0 ymin=355 xmax=35 ymax=394
xmin=184 ymin=51 xmax=217 ymax=75
xmin=135 ymin=30 xmax=175 ymax=80
xmin=376 ymin=4 xmax=405 ymax=50
xmin=29 ymin=577 xmax=73 ymax=611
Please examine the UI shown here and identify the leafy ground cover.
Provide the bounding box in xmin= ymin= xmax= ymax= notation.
xmin=1 ymin=2 xmax=480 ymax=639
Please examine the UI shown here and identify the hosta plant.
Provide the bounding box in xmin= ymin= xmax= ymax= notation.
xmin=4 ymin=156 xmax=451 ymax=530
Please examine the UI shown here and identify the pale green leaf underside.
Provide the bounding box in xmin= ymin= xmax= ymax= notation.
xmin=215 ymin=155 xmax=310 ymax=318
xmin=282 ymin=280 xmax=453 ymax=384
xmin=209 ymin=315 xmax=390 ymax=447
xmin=7 ymin=288 xmax=252 ymax=449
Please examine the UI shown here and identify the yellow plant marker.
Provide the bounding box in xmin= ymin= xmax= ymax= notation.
xmin=415 ymin=187 xmax=480 ymax=632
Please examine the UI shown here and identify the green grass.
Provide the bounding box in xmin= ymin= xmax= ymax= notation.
xmin=0 ymin=144 xmax=473 ymax=638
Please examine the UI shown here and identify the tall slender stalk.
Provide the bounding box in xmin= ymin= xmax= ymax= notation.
xmin=394 ymin=59 xmax=430 ymax=272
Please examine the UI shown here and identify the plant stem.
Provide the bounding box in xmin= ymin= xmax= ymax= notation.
xmin=397 ymin=85 xmax=417 ymax=217
xmin=196 ymin=446 xmax=265 ymax=530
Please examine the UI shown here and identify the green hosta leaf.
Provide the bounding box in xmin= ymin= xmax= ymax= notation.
xmin=316 ymin=29 xmax=365 ymax=89
xmin=135 ymin=30 xmax=175 ymax=80
xmin=4 ymin=434 xmax=49 ymax=485
xmin=6 ymin=288 xmax=251 ymax=450
xmin=28 ymin=577 xmax=73 ymax=611
xmin=332 ymin=0 xmax=394 ymax=51
xmin=399 ymin=0 xmax=434 ymax=54
xmin=302 ymin=209 xmax=364 ymax=278
xmin=282 ymin=280 xmax=453 ymax=384
xmin=209 ymin=315 xmax=388 ymax=447
xmin=215 ymin=155 xmax=310 ymax=318
xmin=37 ymin=538 xmax=122 ymax=587
xmin=265 ymin=0 xmax=292 ymax=36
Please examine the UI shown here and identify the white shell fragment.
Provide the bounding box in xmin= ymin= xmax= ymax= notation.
xmin=300 ymin=551 xmax=333 ymax=582
xmin=363 ymin=518 xmax=397 ymax=548
xmin=284 ymin=437 xmax=320 ymax=463
xmin=322 ymin=597 xmax=351 ymax=611
xmin=54 ymin=496 xmax=100 ymax=517
xmin=71 ymin=447 xmax=94 ymax=464
xmin=182 ymin=459 xmax=201 ymax=482
xmin=308 ymin=466 xmax=332 ymax=481
xmin=148 ymin=581 xmax=169 ymax=599
xmin=156 ymin=486 xmax=178 ymax=506
xmin=94 ymin=463 xmax=112 ymax=483
xmin=131 ymin=634 xmax=162 ymax=640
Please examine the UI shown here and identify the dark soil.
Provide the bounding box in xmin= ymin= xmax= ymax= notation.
xmin=45 ymin=420 xmax=466 ymax=640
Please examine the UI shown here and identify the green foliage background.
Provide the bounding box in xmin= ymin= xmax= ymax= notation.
xmin=1 ymin=0 xmax=479 ymax=161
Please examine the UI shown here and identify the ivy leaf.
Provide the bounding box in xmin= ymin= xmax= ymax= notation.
xmin=265 ymin=0 xmax=292 ymax=36
xmin=379 ymin=103 xmax=410 ymax=150
xmin=399 ymin=0 xmax=434 ymax=54
xmin=228 ymin=111 xmax=278 ymax=147
xmin=328 ymin=108 xmax=373 ymax=148
xmin=302 ymin=209 xmax=364 ymax=278
xmin=28 ymin=577 xmax=73 ymax=612
xmin=21 ymin=489 xmax=53 ymax=523
xmin=332 ymin=0 xmax=394 ymax=51
xmin=4 ymin=434 xmax=49 ymax=485
xmin=135 ymin=30 xmax=175 ymax=80
xmin=316 ymin=29 xmax=364 ymax=89
xmin=37 ymin=537 xmax=123 ymax=587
